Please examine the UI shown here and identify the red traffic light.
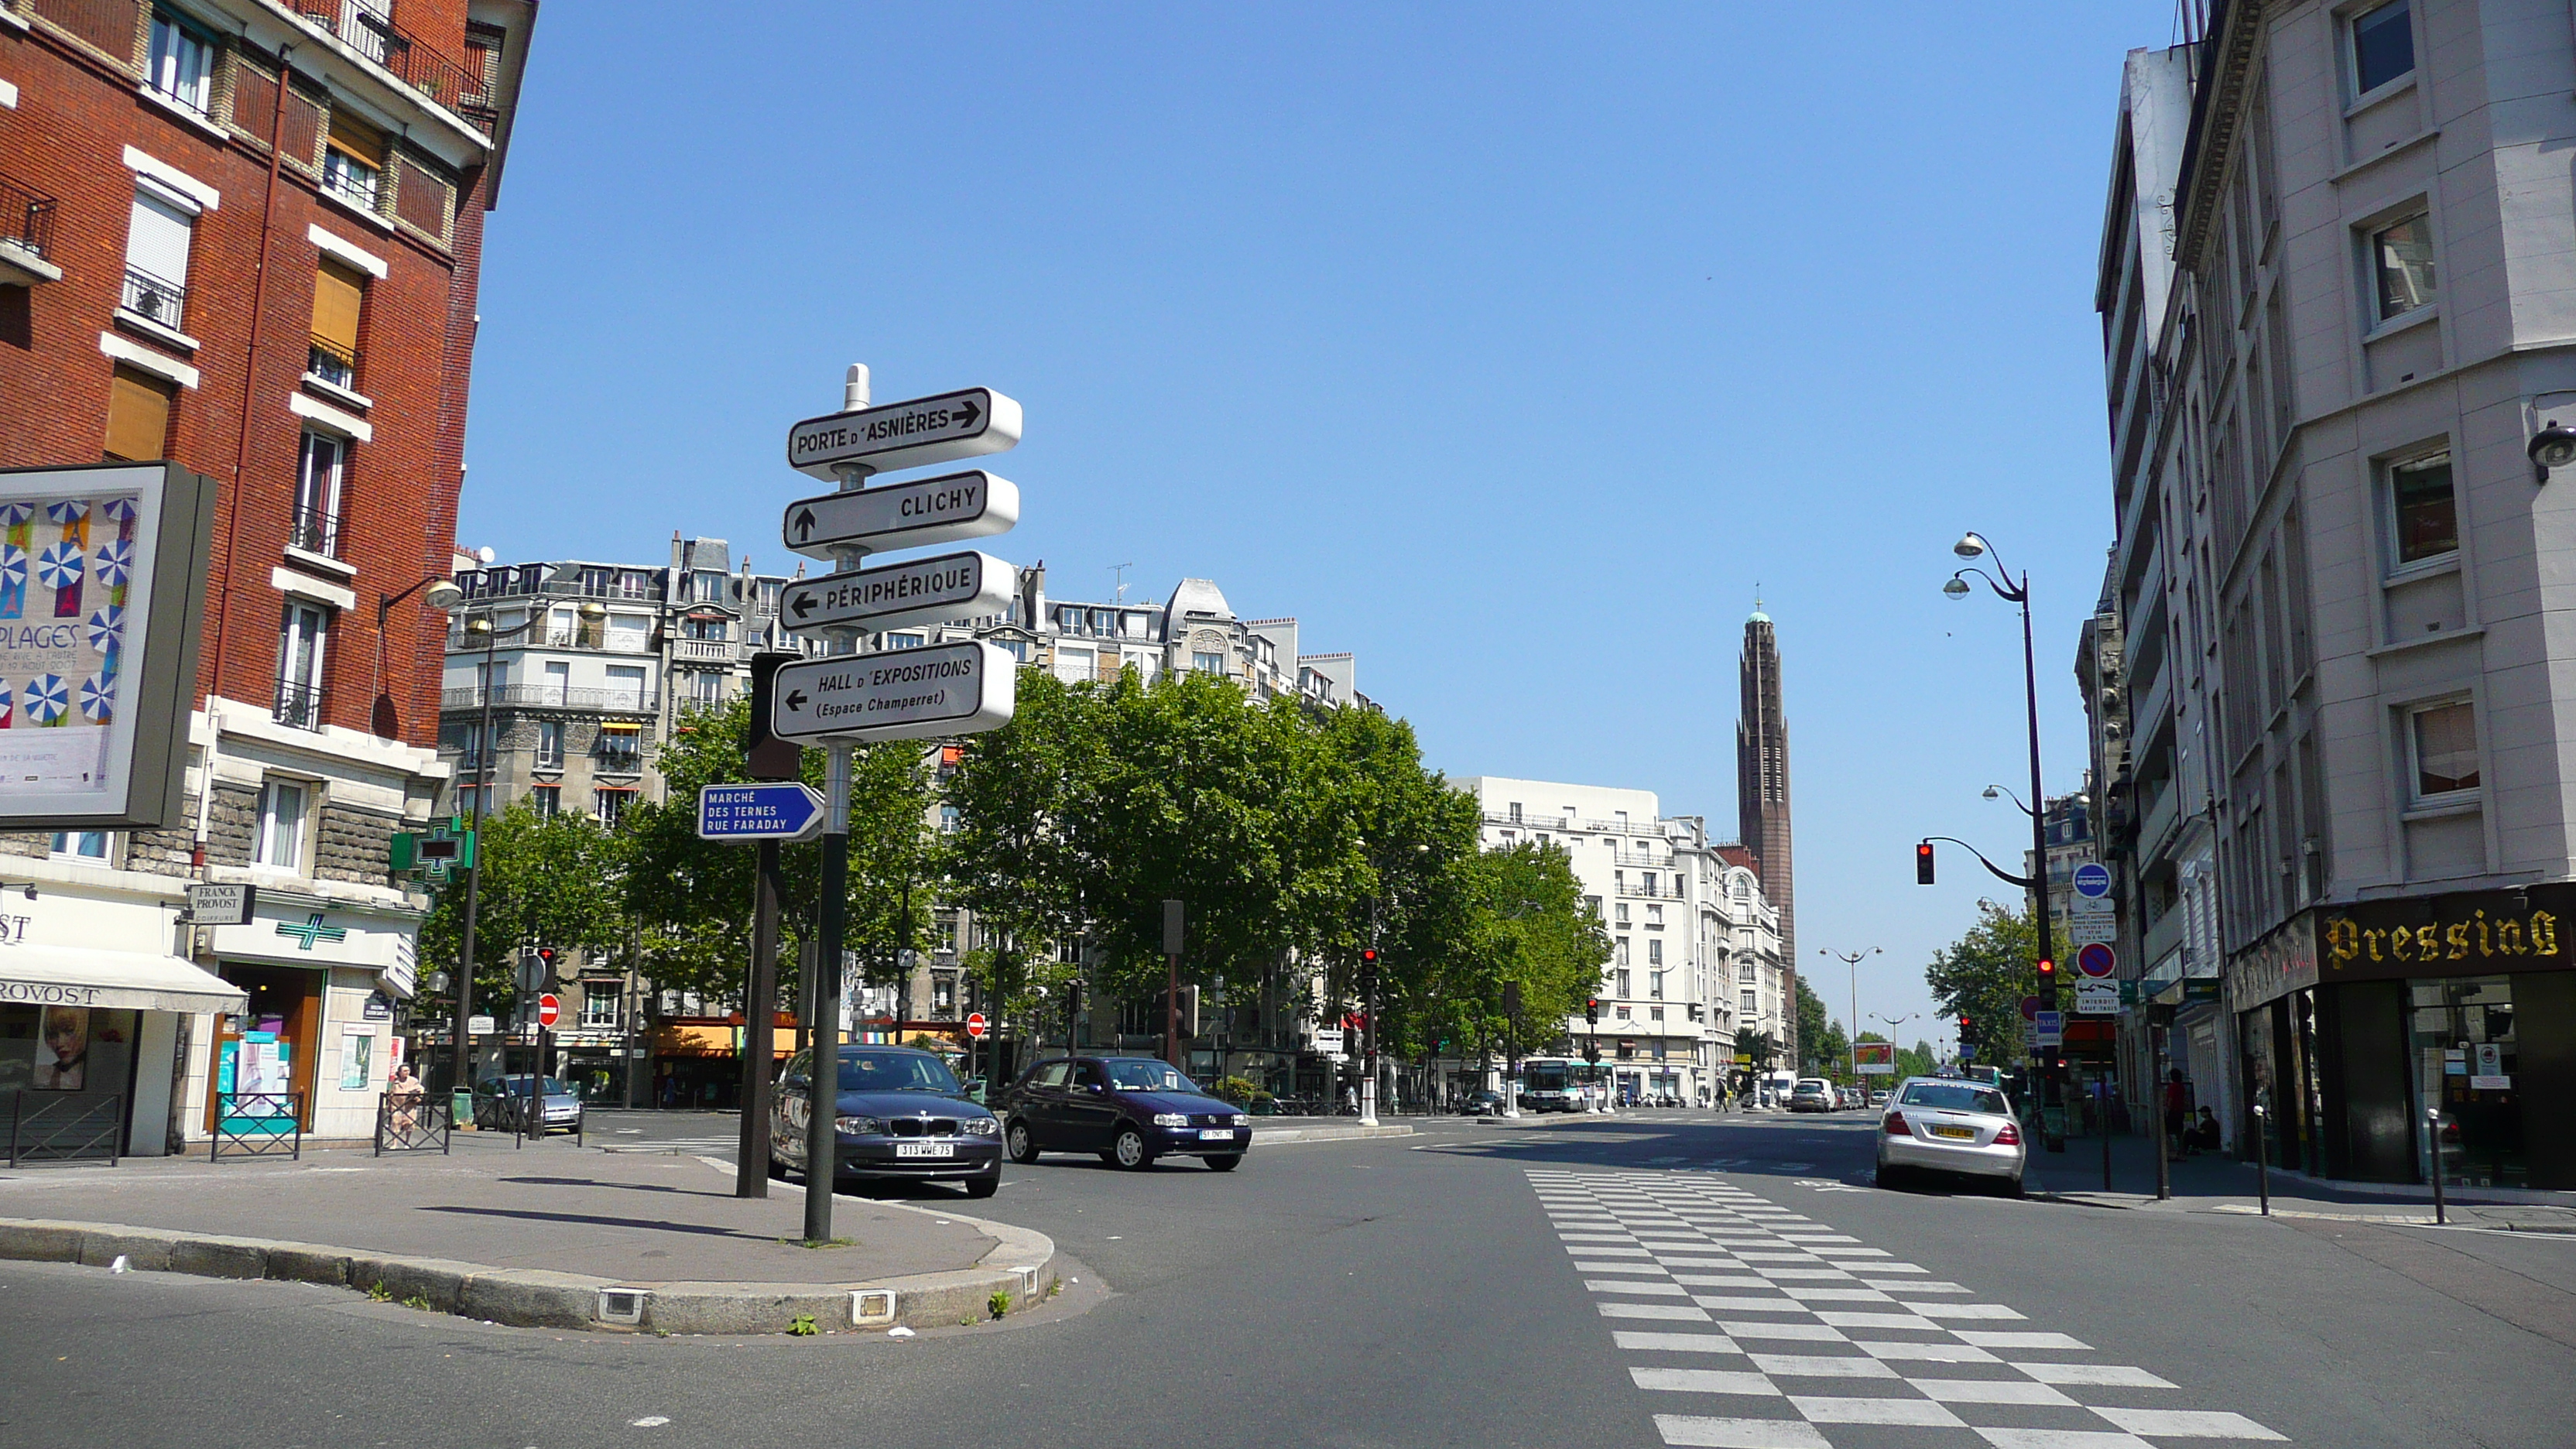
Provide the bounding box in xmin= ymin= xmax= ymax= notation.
xmin=1361 ymin=948 xmax=1378 ymax=965
xmin=1915 ymin=841 xmax=1935 ymax=886
xmin=2036 ymin=957 xmax=2056 ymax=979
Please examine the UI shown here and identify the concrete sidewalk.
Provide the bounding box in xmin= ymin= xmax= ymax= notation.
xmin=2028 ymin=1127 xmax=2576 ymax=1231
xmin=0 ymin=1133 xmax=1060 ymax=1334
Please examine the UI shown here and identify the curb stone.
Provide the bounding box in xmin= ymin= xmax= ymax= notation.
xmin=0 ymin=1211 xmax=1062 ymax=1336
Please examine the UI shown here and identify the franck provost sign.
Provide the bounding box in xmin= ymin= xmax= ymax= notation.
xmin=0 ymin=463 xmax=215 ymax=831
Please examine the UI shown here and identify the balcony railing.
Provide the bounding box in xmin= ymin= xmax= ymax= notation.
xmin=320 ymin=156 xmax=381 ymax=212
xmin=286 ymin=505 xmax=341 ymax=558
xmin=307 ymin=334 xmax=359 ymax=391
xmin=442 ymin=683 xmax=657 ymax=714
xmin=292 ymin=0 xmax=498 ymax=131
xmin=274 ymin=680 xmax=325 ymax=730
xmin=120 ymin=265 xmax=186 ymax=331
xmin=0 ymin=173 xmax=57 ymax=261
xmin=669 ymin=637 xmax=736 ymax=663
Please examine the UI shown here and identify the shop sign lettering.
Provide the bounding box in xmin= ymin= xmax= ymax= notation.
xmin=2321 ymin=909 xmax=2561 ymax=967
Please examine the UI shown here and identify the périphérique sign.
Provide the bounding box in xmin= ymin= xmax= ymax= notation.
xmin=769 ymin=642 xmax=1016 ymax=745
xmin=782 ymin=471 xmax=1019 ymax=562
xmin=786 ymin=389 xmax=1023 ymax=481
xmin=776 ymin=550 xmax=1014 ymax=635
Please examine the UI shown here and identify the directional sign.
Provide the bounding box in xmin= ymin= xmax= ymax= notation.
xmin=697 ymin=782 xmax=827 ymax=842
xmin=538 ymin=994 xmax=561 ymax=1029
xmin=2076 ymin=942 xmax=2117 ymax=978
xmin=2074 ymin=983 xmax=2120 ymax=1016
xmin=786 ymin=388 xmax=1023 ymax=481
xmin=2072 ymin=862 xmax=2112 ymax=899
xmin=778 ymin=550 xmax=1014 ymax=636
xmin=770 ymin=641 xmax=1016 ymax=745
xmin=965 ymin=1012 xmax=988 ymax=1040
xmin=783 ymin=471 xmax=1019 ymax=561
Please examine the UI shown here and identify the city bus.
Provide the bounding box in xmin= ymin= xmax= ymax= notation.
xmin=1516 ymin=1057 xmax=1590 ymax=1112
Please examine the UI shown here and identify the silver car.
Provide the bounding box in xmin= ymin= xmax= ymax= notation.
xmin=1875 ymin=1075 xmax=2024 ymax=1193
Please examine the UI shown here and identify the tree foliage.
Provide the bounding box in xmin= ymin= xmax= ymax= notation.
xmin=418 ymin=801 xmax=627 ymax=1016
xmin=1923 ymin=900 xmax=2040 ymax=1065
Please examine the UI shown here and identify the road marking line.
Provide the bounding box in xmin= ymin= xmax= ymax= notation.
xmin=2089 ymin=1408 xmax=2286 ymax=1440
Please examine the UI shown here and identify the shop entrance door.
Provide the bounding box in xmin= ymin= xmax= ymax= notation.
xmin=207 ymin=965 xmax=321 ymax=1132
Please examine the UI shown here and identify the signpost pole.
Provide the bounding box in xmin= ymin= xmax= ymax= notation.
xmin=735 ymin=838 xmax=782 ymax=1197
xmin=803 ymin=743 xmax=851 ymax=1244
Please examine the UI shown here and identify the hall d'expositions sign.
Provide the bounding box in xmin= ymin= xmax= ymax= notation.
xmin=768 ymin=641 xmax=1017 ymax=745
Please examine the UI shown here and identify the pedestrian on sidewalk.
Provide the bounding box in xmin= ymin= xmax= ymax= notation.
xmin=2164 ymin=1070 xmax=2193 ymax=1158
xmin=386 ymin=1063 xmax=425 ymax=1133
xmin=2189 ymin=1105 xmax=2222 ymax=1155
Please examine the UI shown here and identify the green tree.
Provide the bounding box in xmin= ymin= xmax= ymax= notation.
xmin=419 ymin=801 xmax=629 ymax=1017
xmin=1423 ymin=841 xmax=1611 ymax=1064
xmin=1737 ymin=1029 xmax=1778 ymax=1076
xmin=1923 ymin=900 xmax=2041 ymax=1066
xmin=1796 ymin=977 xmax=1838 ymax=1074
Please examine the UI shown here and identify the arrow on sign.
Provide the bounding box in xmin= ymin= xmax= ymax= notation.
xmin=953 ymin=397 xmax=981 ymax=430
xmin=793 ymin=506 xmax=817 ymax=542
xmin=791 ymin=594 xmax=816 ymax=619
xmin=785 ymin=689 xmax=808 ymax=711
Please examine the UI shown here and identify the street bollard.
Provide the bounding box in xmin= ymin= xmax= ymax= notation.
xmin=2427 ymin=1104 xmax=2447 ymax=1226
xmin=2251 ymin=1101 xmax=2270 ymax=1217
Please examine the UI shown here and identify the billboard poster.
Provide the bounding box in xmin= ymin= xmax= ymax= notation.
xmin=0 ymin=464 xmax=213 ymax=829
xmin=1853 ymin=1041 xmax=1897 ymax=1076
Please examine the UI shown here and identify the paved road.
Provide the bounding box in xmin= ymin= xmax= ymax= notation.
xmin=5 ymin=1110 xmax=2568 ymax=1447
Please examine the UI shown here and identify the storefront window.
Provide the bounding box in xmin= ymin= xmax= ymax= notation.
xmin=2410 ymin=975 xmax=2522 ymax=1188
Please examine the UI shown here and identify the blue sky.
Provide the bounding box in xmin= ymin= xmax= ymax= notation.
xmin=461 ymin=3 xmax=2177 ymax=1045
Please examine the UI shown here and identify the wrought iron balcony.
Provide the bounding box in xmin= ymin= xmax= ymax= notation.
xmin=441 ymin=683 xmax=658 ymax=714
xmin=273 ymin=680 xmax=325 ymax=730
xmin=286 ymin=505 xmax=341 ymax=558
xmin=291 ymin=0 xmax=498 ymax=132
xmin=306 ymin=334 xmax=359 ymax=391
xmin=120 ymin=265 xmax=187 ymax=331
xmin=0 ymin=173 xmax=57 ymax=263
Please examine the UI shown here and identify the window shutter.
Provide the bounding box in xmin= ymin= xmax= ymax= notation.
xmin=327 ymin=109 xmax=389 ymax=167
xmin=125 ymin=192 xmax=194 ymax=287
xmin=310 ymin=259 xmax=365 ymax=352
xmin=103 ymin=368 xmax=174 ymax=462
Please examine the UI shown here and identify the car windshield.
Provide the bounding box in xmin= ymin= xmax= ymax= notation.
xmin=485 ymin=1077 xmax=570 ymax=1097
xmin=835 ymin=1050 xmax=961 ymax=1094
xmin=1796 ymin=1081 xmax=1828 ymax=1093
xmin=1102 ymin=1060 xmax=1199 ymax=1093
xmin=1899 ymin=1082 xmax=2009 ymax=1115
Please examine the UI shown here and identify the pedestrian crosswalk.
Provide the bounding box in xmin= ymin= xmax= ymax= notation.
xmin=1531 ymin=1168 xmax=2288 ymax=1447
xmin=596 ymin=1131 xmax=745 ymax=1156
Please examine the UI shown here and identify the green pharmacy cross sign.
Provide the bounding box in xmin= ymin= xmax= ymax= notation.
xmin=390 ymin=817 xmax=477 ymax=884
xmin=276 ymin=911 xmax=348 ymax=951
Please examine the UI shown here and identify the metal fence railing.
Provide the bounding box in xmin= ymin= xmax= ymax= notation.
xmin=120 ymin=264 xmax=187 ymax=331
xmin=286 ymin=504 xmax=344 ymax=559
xmin=5 ymin=1091 xmax=122 ymax=1167
xmin=211 ymin=1091 xmax=304 ymax=1161
xmin=307 ymin=333 xmax=360 ymax=391
xmin=0 ymin=172 xmax=57 ymax=262
xmin=272 ymin=680 xmax=326 ymax=730
xmin=373 ymin=1088 xmax=451 ymax=1156
xmin=290 ymin=0 xmax=497 ymax=131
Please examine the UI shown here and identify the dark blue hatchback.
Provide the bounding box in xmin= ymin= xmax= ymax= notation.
xmin=994 ymin=1056 xmax=1251 ymax=1171
xmin=770 ymin=1045 xmax=1004 ymax=1197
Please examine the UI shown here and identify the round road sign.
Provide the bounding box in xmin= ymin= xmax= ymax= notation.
xmin=965 ymin=1012 xmax=988 ymax=1040
xmin=2019 ymin=995 xmax=2043 ymax=1022
xmin=537 ymin=993 xmax=560 ymax=1029
xmin=2072 ymin=862 xmax=2112 ymax=898
xmin=2077 ymin=943 xmax=2117 ymax=978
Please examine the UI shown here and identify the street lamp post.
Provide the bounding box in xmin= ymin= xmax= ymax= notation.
xmin=1946 ymin=531 xmax=2064 ymax=1149
xmin=450 ymin=595 xmax=606 ymax=1098
xmin=1818 ymin=947 xmax=1880 ymax=1085
xmin=377 ymin=574 xmax=463 ymax=1083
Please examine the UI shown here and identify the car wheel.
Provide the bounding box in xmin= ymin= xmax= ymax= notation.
xmin=1999 ymin=1175 xmax=2025 ymax=1198
xmin=1005 ymin=1119 xmax=1040 ymax=1164
xmin=961 ymin=1166 xmax=1001 ymax=1199
xmin=767 ymin=1153 xmax=788 ymax=1180
xmin=1111 ymin=1125 xmax=1151 ymax=1170
xmin=1206 ymin=1153 xmax=1242 ymax=1172
xmin=1875 ymin=1163 xmax=1910 ymax=1190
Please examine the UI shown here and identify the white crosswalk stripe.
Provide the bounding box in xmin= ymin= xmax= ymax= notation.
xmin=596 ymin=1133 xmax=744 ymax=1155
xmin=1530 ymin=1168 xmax=2290 ymax=1447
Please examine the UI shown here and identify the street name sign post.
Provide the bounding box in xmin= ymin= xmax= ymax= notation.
xmin=783 ymin=471 xmax=1019 ymax=562
xmin=769 ymin=642 xmax=1017 ymax=746
xmin=776 ymin=550 xmax=1015 ymax=635
xmin=697 ymin=783 xmax=827 ymax=843
xmin=786 ymin=389 xmax=1023 ymax=481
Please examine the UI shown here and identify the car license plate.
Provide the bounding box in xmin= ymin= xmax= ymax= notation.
xmin=895 ymin=1142 xmax=954 ymax=1159
xmin=1198 ymin=1129 xmax=1233 ymax=1141
xmin=1930 ymin=1124 xmax=1975 ymax=1141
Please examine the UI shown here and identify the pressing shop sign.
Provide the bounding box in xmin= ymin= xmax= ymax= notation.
xmin=2316 ymin=886 xmax=2574 ymax=981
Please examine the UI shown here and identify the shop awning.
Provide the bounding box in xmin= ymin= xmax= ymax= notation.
xmin=0 ymin=945 xmax=248 ymax=1015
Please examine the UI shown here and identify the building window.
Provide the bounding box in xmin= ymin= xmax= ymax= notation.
xmin=146 ymin=9 xmax=216 ymax=115
xmin=2352 ymin=0 xmax=2413 ymax=96
xmin=605 ymin=663 xmax=648 ymax=707
xmin=1615 ymin=937 xmax=1630 ymax=967
xmin=1584 ymin=895 xmax=1601 ymax=919
xmin=1648 ymin=940 xmax=1664 ymax=968
xmin=535 ymin=719 xmax=564 ymax=769
xmin=597 ymin=727 xmax=641 ymax=772
xmin=308 ymin=259 xmax=367 ymax=389
xmin=50 ymin=831 xmax=109 ymax=861
xmin=1646 ymin=904 xmax=1663 ymax=929
xmin=1740 ymin=990 xmax=1758 ymax=1014
xmin=122 ymin=187 xmax=194 ymax=332
xmin=1649 ymin=1005 xmax=1664 ymax=1023
xmin=1614 ymin=968 xmax=1631 ymax=997
xmin=2371 ymin=213 xmax=2435 ymax=324
xmin=1643 ymin=871 xmax=1657 ymax=896
xmin=101 ymin=366 xmax=175 ymax=462
xmin=594 ymin=787 xmax=635 ymax=826
xmin=1738 ymin=961 xmax=1757 ymax=983
xmin=274 ymin=603 xmax=328 ymax=728
xmin=1614 ymin=902 xmax=1629 ymax=924
xmin=2389 ymin=452 xmax=2456 ymax=566
xmin=2410 ymin=701 xmax=2479 ymax=800
xmin=580 ymin=988 xmax=621 ymax=1029
xmin=454 ymin=784 xmax=485 ymax=820
xmin=290 ymin=431 xmax=344 ymax=557
xmin=255 ymin=779 xmax=307 ymax=868
xmin=322 ymin=111 xmax=389 ymax=212
xmin=530 ymin=783 xmax=560 ymax=819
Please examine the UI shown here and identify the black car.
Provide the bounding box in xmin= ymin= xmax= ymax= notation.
xmin=770 ymin=1044 xmax=1004 ymax=1197
xmin=1458 ymin=1090 xmax=1506 ymax=1117
xmin=995 ymin=1056 xmax=1251 ymax=1170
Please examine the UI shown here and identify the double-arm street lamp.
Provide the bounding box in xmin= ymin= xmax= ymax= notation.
xmin=1945 ymin=530 xmax=2064 ymax=1143
xmin=1817 ymin=947 xmax=1879 ymax=1082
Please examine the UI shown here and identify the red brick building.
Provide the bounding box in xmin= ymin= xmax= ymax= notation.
xmin=0 ymin=0 xmax=534 ymax=1146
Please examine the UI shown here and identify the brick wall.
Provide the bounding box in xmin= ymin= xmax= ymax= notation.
xmin=313 ymin=800 xmax=398 ymax=886
xmin=0 ymin=5 xmax=491 ymax=751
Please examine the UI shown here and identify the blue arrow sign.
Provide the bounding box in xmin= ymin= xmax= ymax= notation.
xmin=697 ymin=783 xmax=827 ymax=842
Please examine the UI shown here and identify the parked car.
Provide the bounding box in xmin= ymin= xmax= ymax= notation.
xmin=473 ymin=1074 xmax=584 ymax=1135
xmin=769 ymin=1044 xmax=1004 ymax=1197
xmin=1459 ymin=1090 xmax=1506 ymax=1117
xmin=994 ymin=1055 xmax=1252 ymax=1170
xmin=1875 ymin=1074 xmax=2026 ymax=1194
xmin=1868 ymin=1090 xmax=1891 ymax=1108
xmin=1786 ymin=1077 xmax=1835 ymax=1112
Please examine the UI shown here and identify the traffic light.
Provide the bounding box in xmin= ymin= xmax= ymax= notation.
xmin=1958 ymin=1013 xmax=1972 ymax=1037
xmin=1585 ymin=997 xmax=1600 ymax=1026
xmin=1175 ymin=984 xmax=1200 ymax=1037
xmin=1916 ymin=841 xmax=1935 ymax=886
